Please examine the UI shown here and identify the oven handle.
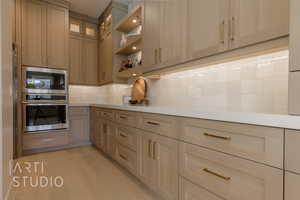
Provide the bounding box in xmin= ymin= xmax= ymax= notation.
xmin=22 ymin=102 xmax=68 ymax=106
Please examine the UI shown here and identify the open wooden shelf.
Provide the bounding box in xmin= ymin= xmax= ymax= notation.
xmin=115 ymin=6 xmax=142 ymax=33
xmin=115 ymin=36 xmax=142 ymax=56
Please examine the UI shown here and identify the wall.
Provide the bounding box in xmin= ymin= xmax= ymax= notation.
xmin=70 ymin=50 xmax=289 ymax=115
xmin=0 ymin=0 xmax=14 ymax=198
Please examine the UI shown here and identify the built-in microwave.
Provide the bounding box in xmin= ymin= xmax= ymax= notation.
xmin=23 ymin=103 xmax=69 ymax=132
xmin=23 ymin=67 xmax=68 ymax=94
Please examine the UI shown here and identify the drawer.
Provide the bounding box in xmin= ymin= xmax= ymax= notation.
xmin=285 ymin=130 xmax=300 ymax=174
xmin=116 ymin=111 xmax=139 ymax=127
xmin=180 ymin=177 xmax=223 ymax=200
xmin=115 ymin=143 xmax=137 ymax=175
xmin=69 ymin=106 xmax=89 ymax=117
xmin=115 ymin=126 xmax=137 ymax=151
xmin=179 ymin=143 xmax=283 ymax=200
xmin=140 ymin=113 xmax=180 ymax=139
xmin=100 ymin=109 xmax=115 ymax=121
xmin=285 ymin=171 xmax=300 ymax=200
xmin=90 ymin=107 xmax=102 ymax=118
xmin=23 ymin=131 xmax=69 ymax=150
xmin=180 ymin=118 xmax=284 ymax=168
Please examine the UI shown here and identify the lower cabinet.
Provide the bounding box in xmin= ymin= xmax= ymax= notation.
xmin=179 ymin=142 xmax=283 ymax=200
xmin=285 ymin=171 xmax=300 ymax=200
xmin=69 ymin=107 xmax=90 ymax=145
xmin=138 ymin=130 xmax=179 ymax=200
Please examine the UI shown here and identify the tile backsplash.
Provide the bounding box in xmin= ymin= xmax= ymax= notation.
xmin=69 ymin=50 xmax=289 ymax=115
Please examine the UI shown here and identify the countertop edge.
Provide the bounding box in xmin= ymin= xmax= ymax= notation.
xmin=69 ymin=103 xmax=300 ymax=130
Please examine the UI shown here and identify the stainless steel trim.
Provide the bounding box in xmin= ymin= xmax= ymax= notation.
xmin=24 ymin=89 xmax=67 ymax=94
xmin=25 ymin=67 xmax=67 ymax=75
xmin=23 ymin=93 xmax=67 ymax=103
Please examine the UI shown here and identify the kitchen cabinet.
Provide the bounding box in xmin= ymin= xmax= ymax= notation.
xmin=46 ymin=3 xmax=69 ymax=69
xmin=138 ymin=131 xmax=179 ymax=200
xmin=285 ymin=171 xmax=300 ymax=200
xmin=82 ymin=38 xmax=98 ymax=85
xmin=290 ymin=0 xmax=300 ymax=71
xmin=69 ymin=36 xmax=83 ymax=84
xmin=285 ymin=129 xmax=300 ymax=174
xmin=69 ymin=107 xmax=90 ymax=146
xmin=143 ymin=0 xmax=161 ymax=71
xmin=99 ymin=33 xmax=113 ymax=85
xmin=21 ymin=0 xmax=47 ymax=67
xmin=230 ymin=0 xmax=289 ymax=49
xmin=21 ymin=0 xmax=69 ymax=69
xmin=186 ymin=0 xmax=229 ymax=60
xmin=69 ymin=17 xmax=98 ymax=86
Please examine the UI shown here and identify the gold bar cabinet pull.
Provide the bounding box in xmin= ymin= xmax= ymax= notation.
xmin=203 ymin=168 xmax=231 ymax=181
xmin=204 ymin=133 xmax=231 ymax=140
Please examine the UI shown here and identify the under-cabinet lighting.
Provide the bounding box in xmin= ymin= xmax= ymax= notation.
xmin=132 ymin=19 xmax=138 ymax=23
xmin=132 ymin=46 xmax=137 ymax=50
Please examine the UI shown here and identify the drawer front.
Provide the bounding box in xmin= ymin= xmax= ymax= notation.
xmin=180 ymin=118 xmax=284 ymax=168
xmin=180 ymin=177 xmax=223 ymax=200
xmin=69 ymin=106 xmax=89 ymax=117
xmin=285 ymin=171 xmax=300 ymax=200
xmin=23 ymin=131 xmax=69 ymax=150
xmin=115 ymin=143 xmax=137 ymax=175
xmin=100 ymin=109 xmax=115 ymax=121
xmin=115 ymin=126 xmax=137 ymax=151
xmin=140 ymin=113 xmax=179 ymax=139
xmin=285 ymin=130 xmax=300 ymax=174
xmin=179 ymin=143 xmax=283 ymax=200
xmin=116 ymin=111 xmax=139 ymax=127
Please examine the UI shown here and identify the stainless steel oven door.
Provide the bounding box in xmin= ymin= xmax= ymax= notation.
xmin=23 ymin=67 xmax=68 ymax=94
xmin=23 ymin=103 xmax=69 ymax=132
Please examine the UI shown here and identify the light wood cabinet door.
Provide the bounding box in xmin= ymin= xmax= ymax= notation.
xmin=138 ymin=132 xmax=157 ymax=191
xmin=69 ymin=114 xmax=90 ymax=145
xmin=285 ymin=129 xmax=300 ymax=174
xmin=46 ymin=4 xmax=69 ymax=69
xmin=143 ymin=0 xmax=161 ymax=71
xmin=290 ymin=0 xmax=300 ymax=71
xmin=69 ymin=36 xmax=83 ymax=84
xmin=82 ymin=38 xmax=98 ymax=85
xmin=153 ymin=134 xmax=179 ymax=200
xmin=187 ymin=0 xmax=229 ymax=61
xmin=21 ymin=0 xmax=47 ymax=67
xmin=230 ymin=0 xmax=289 ymax=49
xmin=285 ymin=171 xmax=300 ymax=200
xmin=159 ymin=0 xmax=187 ymax=68
xmin=99 ymin=33 xmax=113 ymax=84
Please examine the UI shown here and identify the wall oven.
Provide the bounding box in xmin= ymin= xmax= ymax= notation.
xmin=23 ymin=99 xmax=69 ymax=132
xmin=23 ymin=67 xmax=68 ymax=94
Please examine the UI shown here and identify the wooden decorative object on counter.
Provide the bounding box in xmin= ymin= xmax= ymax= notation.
xmin=130 ymin=77 xmax=147 ymax=104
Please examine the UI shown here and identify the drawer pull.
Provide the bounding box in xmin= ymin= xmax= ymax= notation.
xmin=148 ymin=140 xmax=152 ymax=158
xmin=147 ymin=121 xmax=160 ymax=126
xmin=203 ymin=168 xmax=231 ymax=181
xmin=119 ymin=154 xmax=128 ymax=161
xmin=120 ymin=116 xmax=128 ymax=120
xmin=152 ymin=141 xmax=157 ymax=160
xmin=42 ymin=138 xmax=55 ymax=142
xmin=120 ymin=133 xmax=127 ymax=138
xmin=204 ymin=133 xmax=231 ymax=140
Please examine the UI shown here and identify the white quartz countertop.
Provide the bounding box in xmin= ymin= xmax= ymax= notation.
xmin=69 ymin=103 xmax=300 ymax=130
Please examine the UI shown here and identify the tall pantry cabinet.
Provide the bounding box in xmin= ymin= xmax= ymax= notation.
xmin=21 ymin=0 xmax=69 ymax=69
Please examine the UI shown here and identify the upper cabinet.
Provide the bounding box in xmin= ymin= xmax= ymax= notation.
xmin=69 ymin=14 xmax=99 ymax=85
xmin=230 ymin=0 xmax=289 ymax=49
xmin=47 ymin=4 xmax=69 ymax=69
xmin=142 ymin=0 xmax=289 ymax=73
xmin=21 ymin=0 xmax=69 ymax=69
xmin=186 ymin=0 xmax=229 ymax=61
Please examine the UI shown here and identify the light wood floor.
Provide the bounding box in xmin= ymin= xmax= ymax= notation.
xmin=10 ymin=146 xmax=157 ymax=200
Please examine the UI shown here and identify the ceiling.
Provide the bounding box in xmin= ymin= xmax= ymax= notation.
xmin=69 ymin=0 xmax=111 ymax=18
xmin=69 ymin=0 xmax=132 ymax=18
